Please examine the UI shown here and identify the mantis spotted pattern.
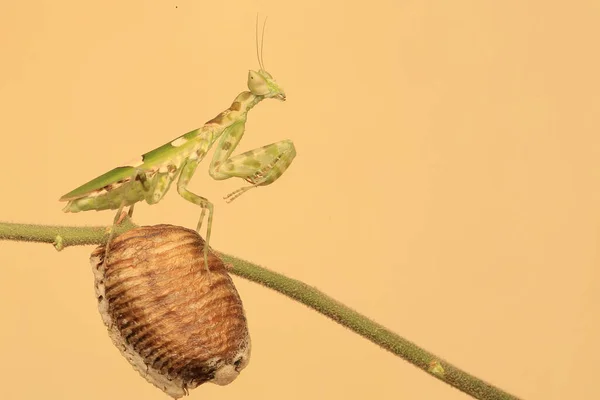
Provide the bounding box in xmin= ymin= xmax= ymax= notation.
xmin=59 ymin=20 xmax=296 ymax=269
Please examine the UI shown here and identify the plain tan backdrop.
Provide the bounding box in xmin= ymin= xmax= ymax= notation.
xmin=1 ymin=1 xmax=599 ymax=399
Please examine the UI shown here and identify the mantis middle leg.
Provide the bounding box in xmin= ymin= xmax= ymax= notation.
xmin=177 ymin=159 xmax=214 ymax=272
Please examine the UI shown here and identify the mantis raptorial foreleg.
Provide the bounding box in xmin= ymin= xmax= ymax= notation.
xmin=177 ymin=159 xmax=214 ymax=272
xmin=221 ymin=138 xmax=296 ymax=202
xmin=208 ymin=121 xmax=296 ymax=202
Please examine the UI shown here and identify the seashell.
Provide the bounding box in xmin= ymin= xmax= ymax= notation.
xmin=89 ymin=224 xmax=251 ymax=398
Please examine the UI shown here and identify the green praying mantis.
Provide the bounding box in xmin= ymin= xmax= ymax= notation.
xmin=59 ymin=20 xmax=296 ymax=268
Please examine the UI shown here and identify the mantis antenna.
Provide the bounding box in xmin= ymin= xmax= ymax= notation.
xmin=255 ymin=14 xmax=268 ymax=70
xmin=261 ymin=17 xmax=267 ymax=69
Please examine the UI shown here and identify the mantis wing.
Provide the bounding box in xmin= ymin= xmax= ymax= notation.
xmin=59 ymin=166 xmax=136 ymax=201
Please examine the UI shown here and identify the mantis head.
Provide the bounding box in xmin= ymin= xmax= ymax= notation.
xmin=247 ymin=69 xmax=286 ymax=101
xmin=248 ymin=16 xmax=285 ymax=101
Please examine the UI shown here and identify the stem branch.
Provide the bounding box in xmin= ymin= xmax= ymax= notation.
xmin=0 ymin=221 xmax=520 ymax=400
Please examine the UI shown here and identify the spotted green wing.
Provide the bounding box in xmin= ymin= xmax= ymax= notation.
xmin=140 ymin=128 xmax=200 ymax=165
xmin=59 ymin=166 xmax=136 ymax=201
xmin=59 ymin=127 xmax=201 ymax=202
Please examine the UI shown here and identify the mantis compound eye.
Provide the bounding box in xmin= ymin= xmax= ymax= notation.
xmin=247 ymin=70 xmax=270 ymax=95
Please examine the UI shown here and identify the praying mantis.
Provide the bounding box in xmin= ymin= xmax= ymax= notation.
xmin=59 ymin=20 xmax=296 ymax=269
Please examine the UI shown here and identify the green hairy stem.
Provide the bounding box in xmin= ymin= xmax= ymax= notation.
xmin=0 ymin=221 xmax=520 ymax=400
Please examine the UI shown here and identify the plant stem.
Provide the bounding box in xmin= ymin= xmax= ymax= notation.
xmin=0 ymin=220 xmax=136 ymax=250
xmin=0 ymin=221 xmax=521 ymax=400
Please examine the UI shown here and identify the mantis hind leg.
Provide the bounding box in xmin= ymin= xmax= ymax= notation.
xmin=210 ymin=139 xmax=296 ymax=203
xmin=104 ymin=201 xmax=127 ymax=262
xmin=103 ymin=169 xmax=168 ymax=262
xmin=177 ymin=160 xmax=213 ymax=273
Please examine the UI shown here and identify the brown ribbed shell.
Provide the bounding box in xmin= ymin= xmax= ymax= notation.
xmin=89 ymin=224 xmax=251 ymax=398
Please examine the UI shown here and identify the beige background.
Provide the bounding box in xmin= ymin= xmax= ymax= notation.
xmin=1 ymin=1 xmax=599 ymax=399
